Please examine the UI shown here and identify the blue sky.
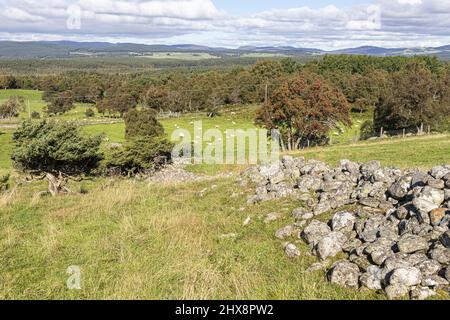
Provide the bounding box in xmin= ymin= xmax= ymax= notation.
xmin=0 ymin=0 xmax=449 ymax=49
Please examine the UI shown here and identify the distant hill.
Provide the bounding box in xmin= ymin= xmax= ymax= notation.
xmin=0 ymin=40 xmax=449 ymax=59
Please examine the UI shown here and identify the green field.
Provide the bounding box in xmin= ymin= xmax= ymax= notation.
xmin=0 ymin=131 xmax=13 ymax=173
xmin=138 ymin=52 xmax=220 ymax=60
xmin=0 ymin=89 xmax=370 ymax=172
xmin=2 ymin=133 xmax=450 ymax=299
xmin=0 ymin=89 xmax=104 ymax=122
xmin=294 ymin=134 xmax=450 ymax=169
xmin=1 ymin=89 xmax=450 ymax=300
xmin=240 ymin=53 xmax=289 ymax=58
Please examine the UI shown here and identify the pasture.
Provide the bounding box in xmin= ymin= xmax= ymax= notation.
xmin=138 ymin=52 xmax=220 ymax=60
xmin=1 ymin=89 xmax=450 ymax=300
xmin=2 ymin=132 xmax=450 ymax=299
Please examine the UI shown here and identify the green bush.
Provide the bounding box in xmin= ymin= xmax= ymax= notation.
xmin=105 ymin=136 xmax=173 ymax=175
xmin=11 ymin=120 xmax=103 ymax=176
xmin=360 ymin=120 xmax=375 ymax=140
xmin=85 ymin=108 xmax=95 ymax=118
xmin=0 ymin=96 xmax=24 ymax=119
xmin=124 ymin=109 xmax=164 ymax=139
xmin=0 ymin=172 xmax=10 ymax=192
xmin=105 ymin=108 xmax=173 ymax=175
xmin=31 ymin=111 xmax=41 ymax=119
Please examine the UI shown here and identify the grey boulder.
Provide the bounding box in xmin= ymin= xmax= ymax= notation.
xmin=328 ymin=260 xmax=360 ymax=288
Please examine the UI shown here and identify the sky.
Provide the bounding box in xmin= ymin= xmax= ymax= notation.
xmin=0 ymin=0 xmax=450 ymax=50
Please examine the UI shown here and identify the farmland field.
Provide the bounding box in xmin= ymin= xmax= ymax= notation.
xmin=1 ymin=89 xmax=450 ymax=300
xmin=138 ymin=52 xmax=220 ymax=60
xmin=2 ymin=130 xmax=450 ymax=299
xmin=3 ymin=0 xmax=450 ymax=304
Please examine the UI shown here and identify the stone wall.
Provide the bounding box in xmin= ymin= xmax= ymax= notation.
xmin=242 ymin=157 xmax=450 ymax=300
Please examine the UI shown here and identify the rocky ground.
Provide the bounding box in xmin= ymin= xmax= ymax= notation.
xmin=147 ymin=163 xmax=234 ymax=185
xmin=242 ymin=157 xmax=450 ymax=300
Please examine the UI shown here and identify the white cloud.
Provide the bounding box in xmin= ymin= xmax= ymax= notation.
xmin=398 ymin=0 xmax=422 ymax=5
xmin=3 ymin=7 xmax=45 ymax=22
xmin=1 ymin=0 xmax=450 ymax=50
xmin=78 ymin=0 xmax=223 ymax=20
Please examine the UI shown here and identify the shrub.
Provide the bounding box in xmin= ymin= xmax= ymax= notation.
xmin=11 ymin=120 xmax=103 ymax=195
xmin=360 ymin=120 xmax=375 ymax=140
xmin=12 ymin=120 xmax=103 ymax=176
xmin=85 ymin=108 xmax=95 ymax=118
xmin=105 ymin=109 xmax=172 ymax=175
xmin=124 ymin=109 xmax=164 ymax=139
xmin=0 ymin=96 xmax=24 ymax=119
xmin=105 ymin=136 xmax=173 ymax=176
xmin=0 ymin=172 xmax=10 ymax=192
xmin=31 ymin=111 xmax=41 ymax=119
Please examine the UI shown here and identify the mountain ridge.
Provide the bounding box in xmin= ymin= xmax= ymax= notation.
xmin=0 ymin=40 xmax=449 ymax=59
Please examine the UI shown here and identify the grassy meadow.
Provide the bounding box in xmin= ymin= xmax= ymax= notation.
xmin=1 ymin=89 xmax=450 ymax=299
xmin=138 ymin=52 xmax=220 ymax=60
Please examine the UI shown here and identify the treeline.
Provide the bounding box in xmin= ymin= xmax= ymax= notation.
xmin=0 ymin=56 xmax=266 ymax=75
xmin=2 ymin=54 xmax=450 ymax=142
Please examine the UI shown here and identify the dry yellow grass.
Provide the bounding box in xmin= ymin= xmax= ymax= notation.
xmin=0 ymin=177 xmax=389 ymax=300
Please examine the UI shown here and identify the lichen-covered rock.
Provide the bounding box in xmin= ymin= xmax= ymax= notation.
xmin=359 ymin=197 xmax=381 ymax=209
xmin=360 ymin=266 xmax=383 ymax=290
xmin=416 ymin=259 xmax=442 ymax=277
xmin=315 ymin=231 xmax=347 ymax=260
xmin=331 ymin=211 xmax=356 ymax=233
xmin=275 ymin=225 xmax=294 ymax=239
xmin=349 ymin=253 xmax=372 ymax=272
xmin=360 ymin=161 xmax=381 ymax=180
xmin=445 ymin=189 xmax=450 ymax=201
xmin=397 ymin=234 xmax=428 ymax=254
xmin=413 ymin=198 xmax=439 ymax=215
xmin=404 ymin=252 xmax=428 ymax=266
xmin=388 ymin=267 xmax=422 ymax=287
xmin=328 ymin=260 xmax=360 ymax=288
xmin=430 ymin=165 xmax=450 ymax=180
xmin=385 ymin=284 xmax=409 ymax=300
xmin=427 ymin=178 xmax=445 ymax=190
xmin=429 ymin=245 xmax=450 ymax=265
xmin=421 ymin=275 xmax=449 ymax=288
xmin=420 ymin=186 xmax=445 ymax=206
xmin=285 ymin=243 xmax=300 ymax=258
xmin=292 ymin=208 xmax=314 ymax=221
xmin=388 ymin=175 xmax=412 ymax=200
xmin=297 ymin=175 xmax=322 ymax=192
xmin=410 ymin=287 xmax=437 ymax=300
xmin=411 ymin=171 xmax=428 ymax=188
xmin=301 ymin=220 xmax=331 ymax=245
xmin=342 ymin=238 xmax=363 ymax=253
xmin=313 ymin=201 xmax=332 ymax=216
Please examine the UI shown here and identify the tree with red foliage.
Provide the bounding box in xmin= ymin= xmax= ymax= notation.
xmin=256 ymin=72 xmax=351 ymax=150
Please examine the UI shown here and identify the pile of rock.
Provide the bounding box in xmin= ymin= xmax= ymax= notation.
xmin=148 ymin=164 xmax=201 ymax=184
xmin=242 ymin=157 xmax=450 ymax=299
